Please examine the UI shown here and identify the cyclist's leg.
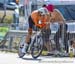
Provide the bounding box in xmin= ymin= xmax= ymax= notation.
xmin=22 ymin=16 xmax=34 ymax=53
xmin=54 ymin=24 xmax=67 ymax=52
xmin=54 ymin=24 xmax=62 ymax=51
xmin=25 ymin=16 xmax=34 ymax=44
xmin=63 ymin=24 xmax=68 ymax=53
xmin=42 ymin=27 xmax=51 ymax=52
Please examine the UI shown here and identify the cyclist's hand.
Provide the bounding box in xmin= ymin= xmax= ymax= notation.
xmin=37 ymin=25 xmax=42 ymax=29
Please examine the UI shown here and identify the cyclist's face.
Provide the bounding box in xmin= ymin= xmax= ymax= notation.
xmin=39 ymin=12 xmax=45 ymax=17
xmin=38 ymin=12 xmax=47 ymax=19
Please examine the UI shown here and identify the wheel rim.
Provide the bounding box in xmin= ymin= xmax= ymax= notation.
xmin=31 ymin=36 xmax=43 ymax=58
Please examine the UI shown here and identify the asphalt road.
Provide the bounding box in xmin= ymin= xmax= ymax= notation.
xmin=0 ymin=52 xmax=75 ymax=64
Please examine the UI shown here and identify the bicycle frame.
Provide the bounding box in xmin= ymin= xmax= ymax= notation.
xmin=27 ymin=30 xmax=42 ymax=53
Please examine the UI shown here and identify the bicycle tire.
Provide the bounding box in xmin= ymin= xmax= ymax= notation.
xmin=31 ymin=35 xmax=43 ymax=59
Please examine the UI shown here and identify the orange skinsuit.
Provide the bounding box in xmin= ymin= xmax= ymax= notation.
xmin=31 ymin=10 xmax=50 ymax=28
xmin=25 ymin=10 xmax=50 ymax=44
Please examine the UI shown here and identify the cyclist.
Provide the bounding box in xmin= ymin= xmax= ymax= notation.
xmin=21 ymin=7 xmax=51 ymax=54
xmin=45 ymin=4 xmax=68 ymax=53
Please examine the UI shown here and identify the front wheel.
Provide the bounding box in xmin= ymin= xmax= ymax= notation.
xmin=31 ymin=35 xmax=43 ymax=59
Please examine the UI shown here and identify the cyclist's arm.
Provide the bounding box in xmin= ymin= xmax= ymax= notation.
xmin=51 ymin=9 xmax=65 ymax=24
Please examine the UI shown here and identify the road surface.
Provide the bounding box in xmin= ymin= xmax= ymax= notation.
xmin=0 ymin=51 xmax=75 ymax=64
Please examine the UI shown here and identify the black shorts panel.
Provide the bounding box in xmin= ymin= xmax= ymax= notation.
xmin=28 ymin=16 xmax=39 ymax=31
xmin=28 ymin=16 xmax=34 ymax=28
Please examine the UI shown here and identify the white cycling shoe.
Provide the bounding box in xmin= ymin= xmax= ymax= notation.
xmin=21 ymin=43 xmax=28 ymax=54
